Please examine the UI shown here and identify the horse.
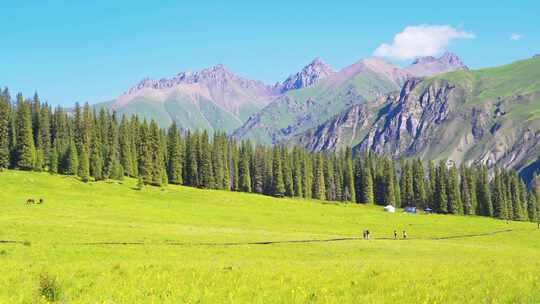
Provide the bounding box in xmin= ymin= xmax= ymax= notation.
xmin=26 ymin=198 xmax=35 ymax=205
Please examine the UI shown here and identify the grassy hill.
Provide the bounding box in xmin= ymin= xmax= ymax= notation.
xmin=293 ymin=56 xmax=540 ymax=181
xmin=1 ymin=170 xmax=539 ymax=303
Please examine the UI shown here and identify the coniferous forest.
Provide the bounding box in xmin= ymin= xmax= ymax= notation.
xmin=0 ymin=89 xmax=538 ymax=223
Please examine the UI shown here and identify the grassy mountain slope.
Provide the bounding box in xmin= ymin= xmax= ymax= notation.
xmin=232 ymin=59 xmax=406 ymax=145
xmin=293 ymin=57 xmax=540 ymax=178
xmin=96 ymin=65 xmax=274 ymax=133
xmin=1 ymin=170 xmax=539 ymax=303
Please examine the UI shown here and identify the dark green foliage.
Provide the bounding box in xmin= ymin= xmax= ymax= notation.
xmin=148 ymin=121 xmax=166 ymax=186
xmin=166 ymin=122 xmax=183 ymax=184
xmin=400 ymin=160 xmax=413 ymax=207
xmin=343 ymin=147 xmax=356 ymax=202
xmin=476 ymin=166 xmax=493 ymax=216
xmin=184 ymin=131 xmax=199 ymax=187
xmin=271 ymin=146 xmax=285 ymax=197
xmin=38 ymin=272 xmax=62 ymax=302
xmin=238 ymin=142 xmax=252 ymax=192
xmin=324 ymin=154 xmax=335 ymax=201
xmin=435 ymin=161 xmax=448 ymax=213
xmin=198 ymin=130 xmax=213 ymax=188
xmin=492 ymin=167 xmax=507 ymax=219
xmin=0 ymin=92 xmax=11 ymax=169
xmin=311 ymin=153 xmax=325 ymax=200
xmin=282 ymin=146 xmax=294 ymax=197
xmin=2 ymin=89 xmax=536 ymax=223
xmin=447 ymin=165 xmax=462 ymax=214
xmin=78 ymin=146 xmax=90 ymax=182
xmin=49 ymin=145 xmax=59 ymax=174
xmin=360 ymin=159 xmax=374 ymax=204
xmin=66 ymin=139 xmax=79 ymax=175
xmin=412 ymin=159 xmax=427 ymax=209
xmin=15 ymin=94 xmax=36 ymax=170
xmin=528 ymin=186 xmax=538 ymax=222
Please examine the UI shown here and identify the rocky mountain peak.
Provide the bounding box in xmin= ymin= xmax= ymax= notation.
xmin=406 ymin=52 xmax=467 ymax=77
xmin=279 ymin=57 xmax=335 ymax=93
xmin=124 ymin=64 xmax=273 ymax=96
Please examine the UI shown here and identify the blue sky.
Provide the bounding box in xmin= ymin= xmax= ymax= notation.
xmin=1 ymin=0 xmax=538 ymax=106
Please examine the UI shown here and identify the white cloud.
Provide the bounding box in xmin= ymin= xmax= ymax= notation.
xmin=510 ymin=33 xmax=523 ymax=41
xmin=374 ymin=25 xmax=475 ymax=60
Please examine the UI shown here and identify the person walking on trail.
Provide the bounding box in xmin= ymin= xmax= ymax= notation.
xmin=394 ymin=230 xmax=398 ymax=240
xmin=366 ymin=229 xmax=370 ymax=240
xmin=402 ymin=230 xmax=408 ymax=240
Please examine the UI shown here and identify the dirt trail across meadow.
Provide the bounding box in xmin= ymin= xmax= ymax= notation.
xmin=0 ymin=228 xmax=516 ymax=247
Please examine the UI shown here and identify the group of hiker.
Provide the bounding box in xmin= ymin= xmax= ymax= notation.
xmin=362 ymin=229 xmax=408 ymax=240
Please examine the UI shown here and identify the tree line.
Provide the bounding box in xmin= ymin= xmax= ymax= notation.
xmin=0 ymin=89 xmax=538 ymax=223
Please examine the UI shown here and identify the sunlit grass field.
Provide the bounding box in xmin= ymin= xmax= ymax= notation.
xmin=1 ymin=170 xmax=539 ymax=303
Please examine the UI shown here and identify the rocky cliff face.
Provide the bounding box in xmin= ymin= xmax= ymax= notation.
xmin=232 ymin=57 xmax=415 ymax=145
xmin=291 ymin=56 xmax=540 ymax=181
xmin=360 ymin=78 xmax=458 ymax=156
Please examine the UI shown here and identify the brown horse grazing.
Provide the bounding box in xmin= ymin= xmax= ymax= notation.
xmin=26 ymin=198 xmax=35 ymax=204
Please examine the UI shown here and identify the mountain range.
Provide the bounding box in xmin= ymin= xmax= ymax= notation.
xmin=96 ymin=52 xmax=540 ymax=181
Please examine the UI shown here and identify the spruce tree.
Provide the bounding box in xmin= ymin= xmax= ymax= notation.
xmin=198 ymin=130 xmax=214 ymax=188
xmin=39 ymin=105 xmax=52 ymax=170
xmin=90 ymin=124 xmax=104 ymax=181
xmin=211 ymin=133 xmax=225 ymax=189
xmin=78 ymin=146 xmax=90 ymax=182
xmin=460 ymin=165 xmax=472 ymax=215
xmin=476 ymin=166 xmax=493 ymax=216
xmin=222 ymin=138 xmax=231 ymax=190
xmin=435 ymin=161 xmax=448 ymax=213
xmin=271 ymin=146 xmax=285 ymax=197
xmin=149 ymin=120 xmax=166 ymax=186
xmin=361 ymin=160 xmax=374 ymax=204
xmin=427 ymin=161 xmax=437 ymax=209
xmin=252 ymin=145 xmax=265 ymax=193
xmin=282 ymin=146 xmax=294 ymax=197
xmin=492 ymin=167 xmax=507 ymax=220
xmin=324 ymin=154 xmax=335 ymax=201
xmin=15 ymin=94 xmax=36 ymax=170
xmin=137 ymin=120 xmax=152 ymax=184
xmin=301 ymin=152 xmax=312 ymax=199
xmin=334 ymin=158 xmax=343 ymax=201
xmin=49 ymin=144 xmax=59 ymax=174
xmin=343 ymin=147 xmax=356 ymax=202
xmin=292 ymin=147 xmax=303 ymax=197
xmin=312 ymin=153 xmax=326 ymax=200
xmin=412 ymin=159 xmax=427 ymax=209
xmin=119 ymin=116 xmax=136 ymax=177
xmin=447 ymin=164 xmax=462 ymax=214
xmin=184 ymin=131 xmax=199 ymax=187
xmin=528 ymin=186 xmax=538 ymax=222
xmin=0 ymin=93 xmax=10 ymax=169
xmin=238 ymin=142 xmax=252 ymax=192
xmin=166 ymin=122 xmax=183 ymax=184
xmin=400 ymin=160 xmax=413 ymax=207
xmin=66 ymin=139 xmax=79 ymax=175
xmin=509 ymin=172 xmax=524 ymax=220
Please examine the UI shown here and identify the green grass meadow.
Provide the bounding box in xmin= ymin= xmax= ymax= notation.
xmin=1 ymin=170 xmax=539 ymax=303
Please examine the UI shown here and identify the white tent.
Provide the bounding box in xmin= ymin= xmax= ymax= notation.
xmin=383 ymin=205 xmax=395 ymax=213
